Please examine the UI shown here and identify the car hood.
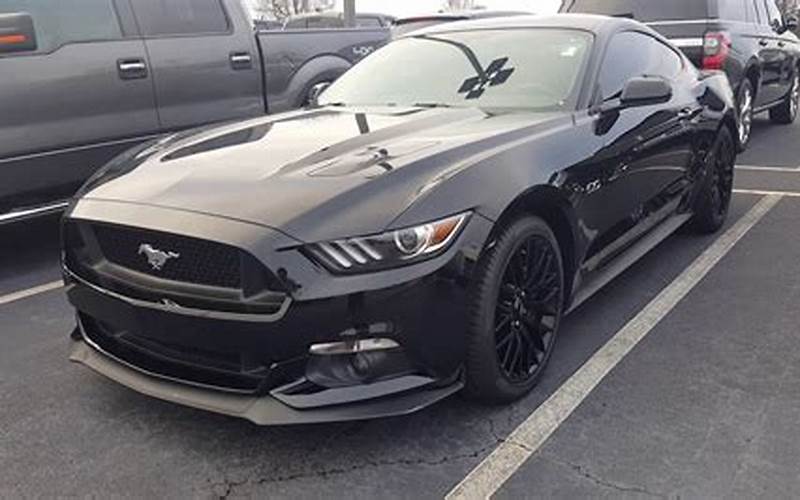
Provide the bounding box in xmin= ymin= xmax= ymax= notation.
xmin=83 ymin=106 xmax=568 ymax=243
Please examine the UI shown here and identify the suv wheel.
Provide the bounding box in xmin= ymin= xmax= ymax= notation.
xmin=769 ymin=72 xmax=800 ymax=125
xmin=736 ymin=80 xmax=754 ymax=151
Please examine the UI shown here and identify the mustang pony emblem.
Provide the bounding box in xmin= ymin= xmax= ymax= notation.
xmin=138 ymin=244 xmax=180 ymax=271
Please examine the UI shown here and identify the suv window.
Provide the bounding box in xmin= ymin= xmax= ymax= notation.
xmin=599 ymin=31 xmax=683 ymax=100
xmin=1 ymin=0 xmax=122 ymax=53
xmin=131 ymin=0 xmax=229 ymax=37
xmin=562 ymin=0 xmax=709 ymax=22
xmin=763 ymin=0 xmax=783 ymax=30
xmin=717 ymin=0 xmax=751 ymax=22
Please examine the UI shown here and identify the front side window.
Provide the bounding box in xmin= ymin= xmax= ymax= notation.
xmin=0 ymin=0 xmax=122 ymax=53
xmin=321 ymin=29 xmax=593 ymax=111
xmin=131 ymin=0 xmax=229 ymax=37
xmin=598 ymin=31 xmax=683 ymax=101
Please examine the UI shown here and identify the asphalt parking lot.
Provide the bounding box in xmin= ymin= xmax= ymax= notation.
xmin=2 ymin=117 xmax=800 ymax=499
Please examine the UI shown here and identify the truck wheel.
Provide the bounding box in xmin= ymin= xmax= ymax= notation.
xmin=691 ymin=127 xmax=735 ymax=234
xmin=769 ymin=72 xmax=799 ymax=125
xmin=736 ymin=80 xmax=754 ymax=151
xmin=464 ymin=216 xmax=564 ymax=404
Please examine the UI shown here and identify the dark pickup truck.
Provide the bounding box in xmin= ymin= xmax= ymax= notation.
xmin=562 ymin=0 xmax=800 ymax=150
xmin=0 ymin=0 xmax=388 ymax=223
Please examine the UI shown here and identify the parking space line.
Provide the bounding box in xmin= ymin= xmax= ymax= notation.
xmin=0 ymin=280 xmax=63 ymax=306
xmin=734 ymin=188 xmax=800 ymax=198
xmin=736 ymin=165 xmax=800 ymax=172
xmin=445 ymin=194 xmax=782 ymax=500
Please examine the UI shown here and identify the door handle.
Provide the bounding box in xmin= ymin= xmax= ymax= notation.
xmin=117 ymin=58 xmax=147 ymax=80
xmin=759 ymin=39 xmax=769 ymax=47
xmin=230 ymin=51 xmax=253 ymax=70
xmin=778 ymin=41 xmax=786 ymax=48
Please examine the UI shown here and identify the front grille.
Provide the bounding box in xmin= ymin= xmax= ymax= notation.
xmin=92 ymin=224 xmax=242 ymax=289
xmin=63 ymin=220 xmax=288 ymax=316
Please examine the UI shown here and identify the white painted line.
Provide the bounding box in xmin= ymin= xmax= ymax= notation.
xmin=446 ymin=194 xmax=783 ymax=500
xmin=735 ymin=188 xmax=800 ymax=198
xmin=0 ymin=280 xmax=63 ymax=306
xmin=736 ymin=165 xmax=800 ymax=172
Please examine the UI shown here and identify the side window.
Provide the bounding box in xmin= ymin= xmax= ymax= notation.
xmin=598 ymin=32 xmax=683 ymax=101
xmin=356 ymin=17 xmax=382 ymax=28
xmin=763 ymin=0 xmax=783 ymax=30
xmin=0 ymin=0 xmax=122 ymax=54
xmin=717 ymin=0 xmax=750 ymax=22
xmin=131 ymin=0 xmax=229 ymax=37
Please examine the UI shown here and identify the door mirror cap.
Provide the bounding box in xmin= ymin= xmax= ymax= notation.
xmin=0 ymin=13 xmax=37 ymax=54
xmin=307 ymin=81 xmax=332 ymax=107
xmin=620 ymin=76 xmax=673 ymax=107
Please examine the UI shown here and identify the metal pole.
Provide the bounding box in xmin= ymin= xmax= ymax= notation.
xmin=344 ymin=0 xmax=356 ymax=27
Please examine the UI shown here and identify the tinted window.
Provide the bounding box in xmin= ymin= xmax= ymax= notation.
xmin=763 ymin=0 xmax=783 ymax=29
xmin=356 ymin=16 xmax=382 ymax=28
xmin=563 ymin=0 xmax=709 ymax=22
xmin=0 ymin=0 xmax=121 ymax=53
xmin=322 ymin=29 xmax=592 ymax=111
xmin=717 ymin=0 xmax=750 ymax=21
xmin=599 ymin=32 xmax=683 ymax=100
xmin=131 ymin=0 xmax=229 ymax=36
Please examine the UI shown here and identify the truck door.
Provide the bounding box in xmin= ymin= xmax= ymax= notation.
xmin=129 ymin=0 xmax=264 ymax=130
xmin=0 ymin=0 xmax=159 ymax=210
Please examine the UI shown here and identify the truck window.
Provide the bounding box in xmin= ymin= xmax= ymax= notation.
xmin=131 ymin=0 xmax=229 ymax=36
xmin=599 ymin=31 xmax=683 ymax=101
xmin=562 ymin=0 xmax=709 ymax=22
xmin=1 ymin=0 xmax=122 ymax=53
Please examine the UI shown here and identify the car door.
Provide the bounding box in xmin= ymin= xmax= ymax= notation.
xmin=0 ymin=0 xmax=159 ymax=211
xmin=577 ymin=30 xmax=698 ymax=276
xmin=763 ymin=0 xmax=797 ymax=99
xmin=128 ymin=0 xmax=263 ymax=131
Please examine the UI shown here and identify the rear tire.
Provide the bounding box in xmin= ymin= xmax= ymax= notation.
xmin=769 ymin=72 xmax=799 ymax=125
xmin=691 ymin=127 xmax=735 ymax=234
xmin=736 ymin=80 xmax=754 ymax=151
xmin=464 ymin=216 xmax=564 ymax=404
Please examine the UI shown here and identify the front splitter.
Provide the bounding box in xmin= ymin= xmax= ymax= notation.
xmin=69 ymin=339 xmax=463 ymax=425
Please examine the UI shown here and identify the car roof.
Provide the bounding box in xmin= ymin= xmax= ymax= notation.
xmin=403 ymin=13 xmax=654 ymax=38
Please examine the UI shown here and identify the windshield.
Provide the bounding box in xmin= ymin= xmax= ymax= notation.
xmin=320 ymin=28 xmax=593 ymax=111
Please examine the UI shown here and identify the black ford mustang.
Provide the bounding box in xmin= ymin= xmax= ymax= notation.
xmin=63 ymin=15 xmax=737 ymax=425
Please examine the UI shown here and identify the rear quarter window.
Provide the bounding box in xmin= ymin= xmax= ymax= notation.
xmin=563 ymin=0 xmax=710 ymax=22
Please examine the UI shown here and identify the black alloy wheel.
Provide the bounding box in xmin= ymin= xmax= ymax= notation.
xmin=691 ymin=127 xmax=735 ymax=234
xmin=769 ymin=71 xmax=800 ymax=125
xmin=465 ymin=216 xmax=564 ymax=403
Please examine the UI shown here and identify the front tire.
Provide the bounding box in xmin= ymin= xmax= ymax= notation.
xmin=769 ymin=72 xmax=800 ymax=125
xmin=464 ymin=216 xmax=564 ymax=403
xmin=691 ymin=127 xmax=735 ymax=234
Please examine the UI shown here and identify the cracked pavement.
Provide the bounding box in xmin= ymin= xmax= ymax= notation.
xmin=3 ymin=118 xmax=800 ymax=498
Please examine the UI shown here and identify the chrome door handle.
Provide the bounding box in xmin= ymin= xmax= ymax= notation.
xmin=759 ymin=39 xmax=769 ymax=47
xmin=117 ymin=58 xmax=148 ymax=80
xmin=230 ymin=52 xmax=253 ymax=70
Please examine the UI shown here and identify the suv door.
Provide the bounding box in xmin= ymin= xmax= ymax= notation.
xmin=0 ymin=0 xmax=159 ymax=213
xmin=579 ymin=31 xmax=698 ymax=275
xmin=754 ymin=0 xmax=789 ymax=104
xmin=129 ymin=0 xmax=263 ymax=130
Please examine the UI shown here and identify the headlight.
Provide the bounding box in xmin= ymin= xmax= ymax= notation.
xmin=303 ymin=212 xmax=471 ymax=274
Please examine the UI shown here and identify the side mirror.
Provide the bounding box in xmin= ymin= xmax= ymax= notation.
xmin=0 ymin=13 xmax=37 ymax=54
xmin=785 ymin=15 xmax=799 ymax=32
xmin=307 ymin=81 xmax=331 ymax=107
xmin=620 ymin=76 xmax=673 ymax=107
